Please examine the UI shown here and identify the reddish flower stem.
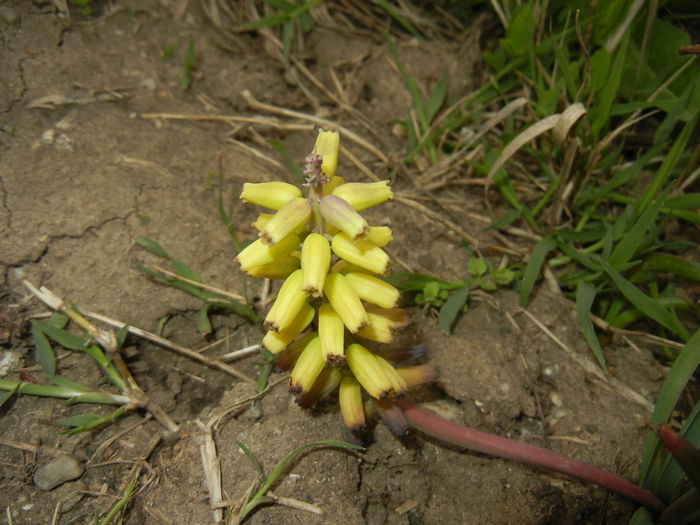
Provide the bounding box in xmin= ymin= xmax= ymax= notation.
xmin=395 ymin=398 xmax=666 ymax=513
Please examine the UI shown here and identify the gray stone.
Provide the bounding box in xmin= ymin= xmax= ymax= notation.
xmin=0 ymin=6 xmax=18 ymax=24
xmin=34 ymin=454 xmax=85 ymax=491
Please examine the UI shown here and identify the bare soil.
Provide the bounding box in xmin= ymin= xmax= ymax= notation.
xmin=0 ymin=2 xmax=667 ymax=524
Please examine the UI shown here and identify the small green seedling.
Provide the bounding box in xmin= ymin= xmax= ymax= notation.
xmin=235 ymin=439 xmax=364 ymax=522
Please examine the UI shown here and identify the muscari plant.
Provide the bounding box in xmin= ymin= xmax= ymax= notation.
xmin=236 ymin=129 xmax=432 ymax=437
xmin=234 ymin=129 xmax=670 ymax=516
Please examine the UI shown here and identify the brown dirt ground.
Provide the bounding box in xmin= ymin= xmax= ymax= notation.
xmin=0 ymin=2 xmax=668 ymax=524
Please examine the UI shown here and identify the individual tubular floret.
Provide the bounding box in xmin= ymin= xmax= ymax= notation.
xmin=246 ymin=255 xmax=300 ymax=280
xmin=346 ymin=343 xmax=394 ymax=399
xmin=296 ymin=367 xmax=343 ymax=408
xmin=339 ymin=375 xmax=366 ymax=431
xmin=318 ymin=302 xmax=346 ymax=364
xmin=331 ymin=232 xmax=390 ymax=275
xmin=345 ymin=272 xmax=400 ymax=309
xmin=274 ymin=331 xmax=317 ymax=372
xmin=357 ymin=307 xmax=410 ymax=343
xmin=289 ymin=336 xmax=324 ymax=395
xmin=331 ymin=181 xmax=393 ymax=211
xmin=301 ymin=233 xmax=331 ymax=297
xmin=396 ymin=364 xmax=438 ymax=389
xmin=314 ymin=130 xmax=340 ymax=178
xmin=235 ymin=233 xmax=300 ymax=273
xmin=323 ymin=273 xmax=368 ymax=333
xmin=262 ymin=302 xmax=315 ymax=354
xmin=259 ymin=197 xmax=311 ymax=246
xmin=241 ymin=182 xmax=301 ymax=210
xmin=264 ymin=269 xmax=307 ymax=333
xmin=320 ymin=195 xmax=369 ymax=241
xmin=366 ymin=226 xmax=393 ymax=247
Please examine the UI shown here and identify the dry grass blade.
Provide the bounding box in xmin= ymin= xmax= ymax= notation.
xmin=519 ymin=308 xmax=654 ymax=412
xmin=394 ymin=194 xmax=479 ymax=246
xmin=27 ymin=90 xmax=128 ymax=109
xmin=149 ymin=264 xmax=248 ymax=304
xmin=485 ymin=114 xmax=559 ymax=185
xmin=553 ymin=103 xmax=587 ymax=144
xmin=81 ymin=310 xmax=256 ymax=384
xmin=139 ymin=112 xmax=313 ymax=131
xmin=197 ymin=421 xmax=224 ymax=522
xmin=240 ymin=89 xmax=389 ymax=164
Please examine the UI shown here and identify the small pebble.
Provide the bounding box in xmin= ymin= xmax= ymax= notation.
xmin=0 ymin=6 xmax=18 ymax=24
xmin=34 ymin=454 xmax=84 ymax=491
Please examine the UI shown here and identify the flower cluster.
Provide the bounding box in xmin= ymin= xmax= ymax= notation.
xmin=236 ymin=130 xmax=435 ymax=436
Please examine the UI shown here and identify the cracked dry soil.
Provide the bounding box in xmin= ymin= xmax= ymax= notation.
xmin=0 ymin=2 xmax=667 ymax=524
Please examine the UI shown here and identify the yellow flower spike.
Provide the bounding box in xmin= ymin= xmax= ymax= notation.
xmin=314 ymin=129 xmax=340 ymax=177
xmin=345 ymin=272 xmax=400 ymax=309
xmin=323 ymin=273 xmax=368 ymax=333
xmin=241 ymin=182 xmax=301 ymax=210
xmin=331 ymin=232 xmax=391 ymax=275
xmin=346 ymin=343 xmax=393 ymax=399
xmin=289 ymin=336 xmax=324 ymax=395
xmin=246 ymin=255 xmax=300 ymax=280
xmin=274 ymin=331 xmax=317 ymax=372
xmin=357 ymin=308 xmax=410 ymax=344
xmin=259 ymin=197 xmax=311 ymax=247
xmin=339 ymin=375 xmax=366 ymax=431
xmin=331 ymin=181 xmax=393 ymax=211
xmin=297 ymin=366 xmax=343 ymax=408
xmin=320 ymin=195 xmax=370 ymax=241
xmin=264 ymin=269 xmax=307 ymax=333
xmin=318 ymin=302 xmax=346 ymax=364
xmin=396 ymin=364 xmax=438 ymax=389
xmin=300 ymin=233 xmax=331 ymax=297
xmin=262 ymin=302 xmax=315 ymax=354
xmin=235 ymin=233 xmax=301 ymax=273
xmin=373 ymin=354 xmax=407 ymax=395
xmin=367 ymin=226 xmax=393 ymax=247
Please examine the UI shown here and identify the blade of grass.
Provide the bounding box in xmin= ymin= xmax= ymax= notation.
xmin=575 ymin=281 xmax=607 ymax=370
xmin=599 ymin=259 xmax=690 ymax=341
xmin=32 ymin=321 xmax=56 ymax=377
xmin=640 ymin=329 xmax=700 ymax=489
xmin=438 ymin=285 xmax=469 ymax=335
xmin=519 ymin=236 xmax=557 ymax=307
xmin=638 ymin=114 xmax=699 ymax=215
xmin=237 ymin=440 xmax=266 ymax=477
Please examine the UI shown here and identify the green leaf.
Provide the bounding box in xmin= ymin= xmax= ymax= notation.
xmin=179 ymin=35 xmax=197 ymax=91
xmin=500 ymin=4 xmax=534 ymax=57
xmin=638 ymin=114 xmax=699 ymax=215
xmin=218 ymin=184 xmax=242 ymax=253
xmin=438 ymin=285 xmax=470 ymax=335
xmin=640 ymin=329 xmax=700 ymax=490
xmin=589 ymin=47 xmax=610 ymax=95
xmin=48 ymin=313 xmax=70 ymax=329
xmin=575 ymin=281 xmax=606 ymax=370
xmin=492 ymin=268 xmax=515 ymax=286
xmin=116 ymin=325 xmax=129 ymax=348
xmin=590 ymin=30 xmax=629 ymax=139
xmin=423 ymin=281 xmax=440 ymax=303
xmin=237 ymin=440 xmax=266 ymax=477
xmin=467 ymin=257 xmax=488 ymax=277
xmin=197 ymin=304 xmax=213 ymax=336
xmin=425 ymin=69 xmax=449 ymax=124
xmin=41 ymin=324 xmax=88 ymax=351
xmin=32 ymin=322 xmax=56 ymax=377
xmin=519 ymin=236 xmax=557 ymax=307
xmin=136 ymin=237 xmax=171 ymax=259
xmin=599 ymin=259 xmax=690 ymax=341
xmin=607 ymin=186 xmax=671 ymax=269
xmin=0 ymin=385 xmax=18 ymax=408
xmin=58 ymin=413 xmax=104 ymax=428
xmin=372 ymin=0 xmax=421 ymax=38
xmin=239 ymin=440 xmax=364 ymax=521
